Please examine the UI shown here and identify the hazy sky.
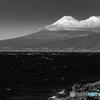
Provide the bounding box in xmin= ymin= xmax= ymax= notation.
xmin=0 ymin=0 xmax=100 ymax=40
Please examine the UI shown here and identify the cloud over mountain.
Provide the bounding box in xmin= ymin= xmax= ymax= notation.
xmin=45 ymin=16 xmax=100 ymax=30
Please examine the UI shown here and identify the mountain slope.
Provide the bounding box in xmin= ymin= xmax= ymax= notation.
xmin=0 ymin=29 xmax=100 ymax=51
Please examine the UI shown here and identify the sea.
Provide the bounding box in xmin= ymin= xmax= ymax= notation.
xmin=0 ymin=52 xmax=100 ymax=100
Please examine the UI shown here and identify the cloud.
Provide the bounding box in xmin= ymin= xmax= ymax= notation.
xmin=79 ymin=16 xmax=100 ymax=28
xmin=45 ymin=16 xmax=100 ymax=30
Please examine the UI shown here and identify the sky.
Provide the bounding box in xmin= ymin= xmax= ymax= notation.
xmin=0 ymin=0 xmax=100 ymax=40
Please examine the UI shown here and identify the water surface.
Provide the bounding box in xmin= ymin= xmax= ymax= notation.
xmin=0 ymin=52 xmax=100 ymax=100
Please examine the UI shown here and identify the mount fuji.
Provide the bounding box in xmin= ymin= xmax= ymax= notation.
xmin=0 ymin=16 xmax=100 ymax=52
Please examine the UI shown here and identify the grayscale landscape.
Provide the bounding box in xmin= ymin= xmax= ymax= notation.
xmin=1 ymin=0 xmax=100 ymax=100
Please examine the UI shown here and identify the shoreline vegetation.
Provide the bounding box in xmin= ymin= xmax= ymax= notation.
xmin=0 ymin=50 xmax=100 ymax=53
xmin=48 ymin=81 xmax=100 ymax=100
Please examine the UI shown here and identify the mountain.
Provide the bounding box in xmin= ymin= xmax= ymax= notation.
xmin=0 ymin=16 xmax=100 ymax=52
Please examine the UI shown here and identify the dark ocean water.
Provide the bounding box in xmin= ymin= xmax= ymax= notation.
xmin=0 ymin=52 xmax=100 ymax=100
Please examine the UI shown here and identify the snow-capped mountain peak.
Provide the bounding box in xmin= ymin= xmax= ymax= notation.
xmin=45 ymin=16 xmax=100 ymax=31
xmin=52 ymin=16 xmax=78 ymax=26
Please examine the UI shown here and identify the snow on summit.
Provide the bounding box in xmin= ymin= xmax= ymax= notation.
xmin=52 ymin=16 xmax=79 ymax=26
xmin=45 ymin=16 xmax=100 ymax=31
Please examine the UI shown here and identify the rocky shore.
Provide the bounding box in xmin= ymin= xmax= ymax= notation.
xmin=48 ymin=81 xmax=100 ymax=100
